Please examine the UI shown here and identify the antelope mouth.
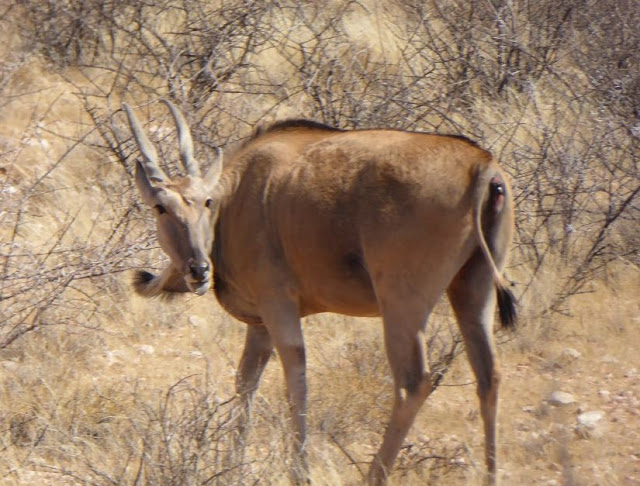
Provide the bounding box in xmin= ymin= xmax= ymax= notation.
xmin=185 ymin=259 xmax=212 ymax=296
xmin=187 ymin=278 xmax=211 ymax=296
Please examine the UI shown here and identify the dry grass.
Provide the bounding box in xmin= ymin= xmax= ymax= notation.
xmin=1 ymin=0 xmax=639 ymax=484
xmin=1 ymin=268 xmax=637 ymax=485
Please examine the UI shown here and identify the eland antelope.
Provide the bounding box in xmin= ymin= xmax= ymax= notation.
xmin=122 ymin=100 xmax=516 ymax=485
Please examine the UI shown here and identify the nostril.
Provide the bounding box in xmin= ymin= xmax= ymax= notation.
xmin=189 ymin=262 xmax=210 ymax=280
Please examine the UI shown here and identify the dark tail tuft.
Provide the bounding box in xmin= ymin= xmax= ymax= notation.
xmin=496 ymin=284 xmax=517 ymax=330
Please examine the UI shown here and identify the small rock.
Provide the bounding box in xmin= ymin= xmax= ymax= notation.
xmin=188 ymin=315 xmax=207 ymax=327
xmin=135 ymin=344 xmax=155 ymax=355
xmin=598 ymin=390 xmax=611 ymax=400
xmin=105 ymin=350 xmax=125 ymax=366
xmin=614 ymin=394 xmax=627 ymax=403
xmin=451 ymin=456 xmax=466 ymax=466
xmin=549 ymin=391 xmax=576 ymax=406
xmin=187 ymin=350 xmax=204 ymax=359
xmin=576 ymin=410 xmax=605 ymax=438
xmin=561 ymin=347 xmax=581 ymax=360
xmin=550 ymin=422 xmax=568 ymax=434
xmin=601 ymin=355 xmax=618 ymax=364
xmin=1 ymin=360 xmax=18 ymax=371
xmin=522 ymin=405 xmax=536 ymax=413
xmin=577 ymin=410 xmax=605 ymax=428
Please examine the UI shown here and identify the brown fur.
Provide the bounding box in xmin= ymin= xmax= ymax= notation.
xmin=124 ymin=102 xmax=516 ymax=486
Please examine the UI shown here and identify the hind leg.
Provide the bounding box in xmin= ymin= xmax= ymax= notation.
xmin=448 ymin=251 xmax=501 ymax=485
xmin=368 ymin=297 xmax=435 ymax=486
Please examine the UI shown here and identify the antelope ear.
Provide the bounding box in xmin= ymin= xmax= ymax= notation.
xmin=204 ymin=147 xmax=223 ymax=191
xmin=134 ymin=160 xmax=162 ymax=206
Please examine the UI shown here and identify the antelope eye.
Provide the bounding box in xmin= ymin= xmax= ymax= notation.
xmin=205 ymin=198 xmax=213 ymax=209
xmin=154 ymin=204 xmax=166 ymax=215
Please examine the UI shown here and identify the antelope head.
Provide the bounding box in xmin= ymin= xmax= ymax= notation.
xmin=123 ymin=100 xmax=222 ymax=297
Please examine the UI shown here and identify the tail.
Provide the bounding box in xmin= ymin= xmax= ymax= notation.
xmin=496 ymin=285 xmax=517 ymax=329
xmin=473 ymin=166 xmax=517 ymax=330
